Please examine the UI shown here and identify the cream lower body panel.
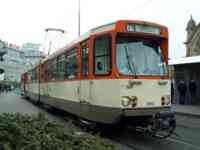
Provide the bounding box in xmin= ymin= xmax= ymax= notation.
xmin=119 ymin=79 xmax=171 ymax=108
xmin=39 ymin=93 xmax=170 ymax=124
xmin=26 ymin=83 xmax=39 ymax=103
xmin=27 ymin=91 xmax=39 ymax=103
xmin=25 ymin=79 xmax=171 ymax=124
xmin=40 ymin=94 xmax=122 ymax=124
xmin=38 ymin=80 xmax=121 ymax=123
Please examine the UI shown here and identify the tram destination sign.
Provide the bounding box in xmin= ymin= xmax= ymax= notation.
xmin=126 ymin=24 xmax=160 ymax=35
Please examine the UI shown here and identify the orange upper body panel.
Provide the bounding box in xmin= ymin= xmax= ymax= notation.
xmin=22 ymin=20 xmax=169 ymax=83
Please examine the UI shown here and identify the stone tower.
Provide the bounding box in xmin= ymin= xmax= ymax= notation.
xmin=186 ymin=15 xmax=197 ymax=56
xmin=186 ymin=15 xmax=196 ymax=40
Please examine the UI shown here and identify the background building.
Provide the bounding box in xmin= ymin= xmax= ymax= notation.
xmin=0 ymin=40 xmax=7 ymax=81
xmin=0 ymin=41 xmax=46 ymax=88
xmin=170 ymin=16 xmax=200 ymax=105
xmin=185 ymin=16 xmax=200 ymax=56
xmin=21 ymin=43 xmax=46 ymax=67
xmin=0 ymin=40 xmax=7 ymax=61
xmin=0 ymin=43 xmax=26 ymax=83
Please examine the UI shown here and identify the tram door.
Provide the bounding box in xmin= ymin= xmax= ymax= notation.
xmin=79 ymin=41 xmax=91 ymax=117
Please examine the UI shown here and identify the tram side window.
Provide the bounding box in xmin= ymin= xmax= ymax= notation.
xmin=57 ymin=54 xmax=67 ymax=80
xmin=31 ymin=68 xmax=37 ymax=82
xmin=47 ymin=63 xmax=52 ymax=81
xmin=94 ymin=35 xmax=111 ymax=75
xmin=82 ymin=45 xmax=88 ymax=77
xmin=52 ymin=60 xmax=57 ymax=80
xmin=47 ymin=60 xmax=57 ymax=81
xmin=66 ymin=48 xmax=78 ymax=79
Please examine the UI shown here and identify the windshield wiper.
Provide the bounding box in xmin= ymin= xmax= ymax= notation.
xmin=124 ymin=45 xmax=138 ymax=79
xmin=158 ymin=47 xmax=166 ymax=79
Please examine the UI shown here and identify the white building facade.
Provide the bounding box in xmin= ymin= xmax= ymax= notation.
xmin=0 ymin=41 xmax=46 ymax=84
xmin=22 ymin=43 xmax=46 ymax=68
xmin=0 ymin=43 xmax=26 ymax=83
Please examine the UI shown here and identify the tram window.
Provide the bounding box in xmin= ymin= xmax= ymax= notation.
xmin=66 ymin=48 xmax=78 ymax=79
xmin=94 ymin=35 xmax=111 ymax=75
xmin=47 ymin=60 xmax=57 ymax=81
xmin=82 ymin=45 xmax=88 ymax=78
xmin=31 ymin=68 xmax=37 ymax=82
xmin=52 ymin=60 xmax=57 ymax=80
xmin=56 ymin=54 xmax=67 ymax=80
xmin=47 ymin=63 xmax=51 ymax=80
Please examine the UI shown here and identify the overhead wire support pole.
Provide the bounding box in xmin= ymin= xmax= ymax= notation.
xmin=78 ymin=0 xmax=81 ymax=37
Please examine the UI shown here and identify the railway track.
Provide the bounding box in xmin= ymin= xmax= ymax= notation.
xmin=166 ymin=136 xmax=200 ymax=150
xmin=106 ymin=129 xmax=200 ymax=150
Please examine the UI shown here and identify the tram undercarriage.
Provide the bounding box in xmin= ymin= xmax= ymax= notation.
xmin=122 ymin=111 xmax=176 ymax=139
xmin=78 ymin=108 xmax=176 ymax=139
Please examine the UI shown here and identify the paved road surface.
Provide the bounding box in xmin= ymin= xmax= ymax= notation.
xmin=0 ymin=91 xmax=73 ymax=128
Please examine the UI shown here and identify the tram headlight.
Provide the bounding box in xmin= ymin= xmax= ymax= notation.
xmin=121 ymin=96 xmax=130 ymax=107
xmin=161 ymin=95 xmax=171 ymax=106
xmin=121 ymin=96 xmax=138 ymax=107
xmin=161 ymin=96 xmax=165 ymax=105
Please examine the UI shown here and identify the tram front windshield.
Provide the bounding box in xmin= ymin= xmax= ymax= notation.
xmin=116 ymin=36 xmax=168 ymax=76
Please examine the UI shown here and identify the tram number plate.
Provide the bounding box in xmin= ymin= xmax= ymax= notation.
xmin=146 ymin=102 xmax=155 ymax=106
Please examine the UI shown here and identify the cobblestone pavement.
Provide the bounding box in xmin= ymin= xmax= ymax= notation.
xmin=1 ymin=91 xmax=200 ymax=150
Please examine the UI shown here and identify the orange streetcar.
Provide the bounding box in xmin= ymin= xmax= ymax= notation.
xmin=22 ymin=20 xmax=176 ymax=138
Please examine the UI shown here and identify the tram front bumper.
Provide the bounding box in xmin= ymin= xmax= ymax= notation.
xmin=122 ymin=107 xmax=171 ymax=117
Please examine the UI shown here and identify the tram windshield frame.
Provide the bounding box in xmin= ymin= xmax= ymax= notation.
xmin=116 ymin=35 xmax=168 ymax=77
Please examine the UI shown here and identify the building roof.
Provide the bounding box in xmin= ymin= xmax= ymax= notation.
xmin=169 ymin=56 xmax=200 ymax=65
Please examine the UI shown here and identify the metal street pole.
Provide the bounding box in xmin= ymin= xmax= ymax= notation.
xmin=78 ymin=0 xmax=81 ymax=37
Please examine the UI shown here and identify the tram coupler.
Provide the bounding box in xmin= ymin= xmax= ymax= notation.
xmin=155 ymin=111 xmax=175 ymax=119
xmin=151 ymin=111 xmax=176 ymax=138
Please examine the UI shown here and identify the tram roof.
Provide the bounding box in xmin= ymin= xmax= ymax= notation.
xmin=41 ymin=22 xmax=116 ymax=63
xmin=169 ymin=56 xmax=200 ymax=65
xmin=41 ymin=20 xmax=167 ymax=64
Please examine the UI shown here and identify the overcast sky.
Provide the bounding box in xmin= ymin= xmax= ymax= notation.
xmin=0 ymin=0 xmax=199 ymax=59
